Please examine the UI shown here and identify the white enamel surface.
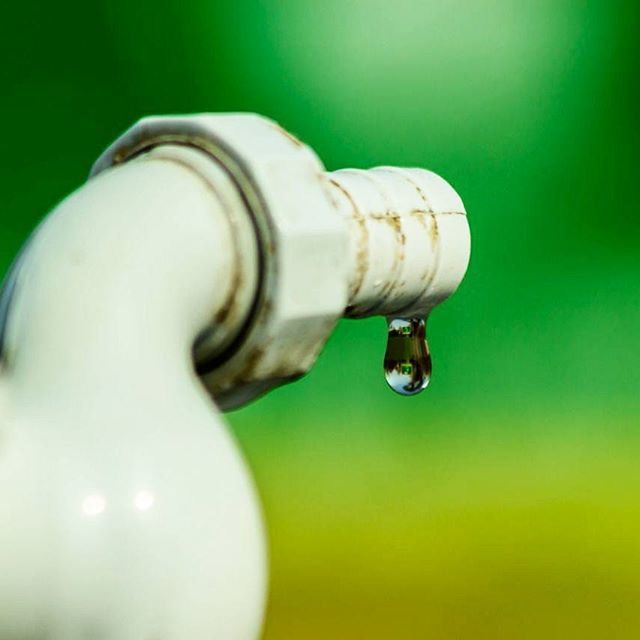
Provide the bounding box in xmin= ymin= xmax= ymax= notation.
xmin=0 ymin=152 xmax=266 ymax=639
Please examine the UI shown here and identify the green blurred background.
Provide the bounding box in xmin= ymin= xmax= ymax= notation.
xmin=2 ymin=1 xmax=639 ymax=637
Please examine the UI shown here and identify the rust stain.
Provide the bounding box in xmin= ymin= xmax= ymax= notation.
xmin=381 ymin=213 xmax=406 ymax=303
xmin=395 ymin=213 xmax=442 ymax=317
xmin=387 ymin=214 xmax=402 ymax=233
xmin=260 ymin=298 xmax=273 ymax=319
xmin=391 ymin=171 xmax=432 ymax=212
xmin=410 ymin=208 xmax=430 ymax=229
xmin=109 ymin=138 xmax=157 ymax=166
xmin=236 ymin=346 xmax=265 ymax=382
xmin=160 ymin=153 xmax=244 ymax=329
xmin=321 ymin=174 xmax=342 ymax=209
xmin=268 ymin=122 xmax=304 ymax=148
xmin=343 ymin=165 xmax=409 ymax=316
xmin=429 ymin=212 xmax=440 ymax=249
xmin=215 ymin=298 xmax=233 ymax=325
xmin=373 ymin=166 xmax=428 ymax=205
xmin=355 ymin=217 xmax=369 ymax=293
xmin=233 ymin=336 xmax=273 ymax=383
xmin=329 ymin=179 xmax=369 ymax=301
xmin=270 ymin=366 xmax=305 ymax=380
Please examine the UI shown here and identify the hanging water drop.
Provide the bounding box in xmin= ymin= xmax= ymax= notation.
xmin=384 ymin=317 xmax=432 ymax=396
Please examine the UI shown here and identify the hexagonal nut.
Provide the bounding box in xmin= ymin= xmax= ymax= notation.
xmin=92 ymin=114 xmax=349 ymax=409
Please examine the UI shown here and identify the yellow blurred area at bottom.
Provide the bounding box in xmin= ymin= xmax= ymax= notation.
xmin=235 ymin=411 xmax=640 ymax=639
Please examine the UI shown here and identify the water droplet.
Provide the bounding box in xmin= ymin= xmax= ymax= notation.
xmin=384 ymin=317 xmax=432 ymax=396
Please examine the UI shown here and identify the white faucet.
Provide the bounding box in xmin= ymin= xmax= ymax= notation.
xmin=0 ymin=114 xmax=470 ymax=639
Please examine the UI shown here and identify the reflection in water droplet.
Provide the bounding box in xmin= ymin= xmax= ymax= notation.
xmin=384 ymin=317 xmax=432 ymax=396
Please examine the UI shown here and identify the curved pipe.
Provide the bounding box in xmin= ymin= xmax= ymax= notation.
xmin=0 ymin=148 xmax=266 ymax=638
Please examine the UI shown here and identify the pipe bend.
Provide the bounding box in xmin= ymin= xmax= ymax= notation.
xmin=0 ymin=147 xmax=266 ymax=639
xmin=3 ymin=145 xmax=259 ymax=391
